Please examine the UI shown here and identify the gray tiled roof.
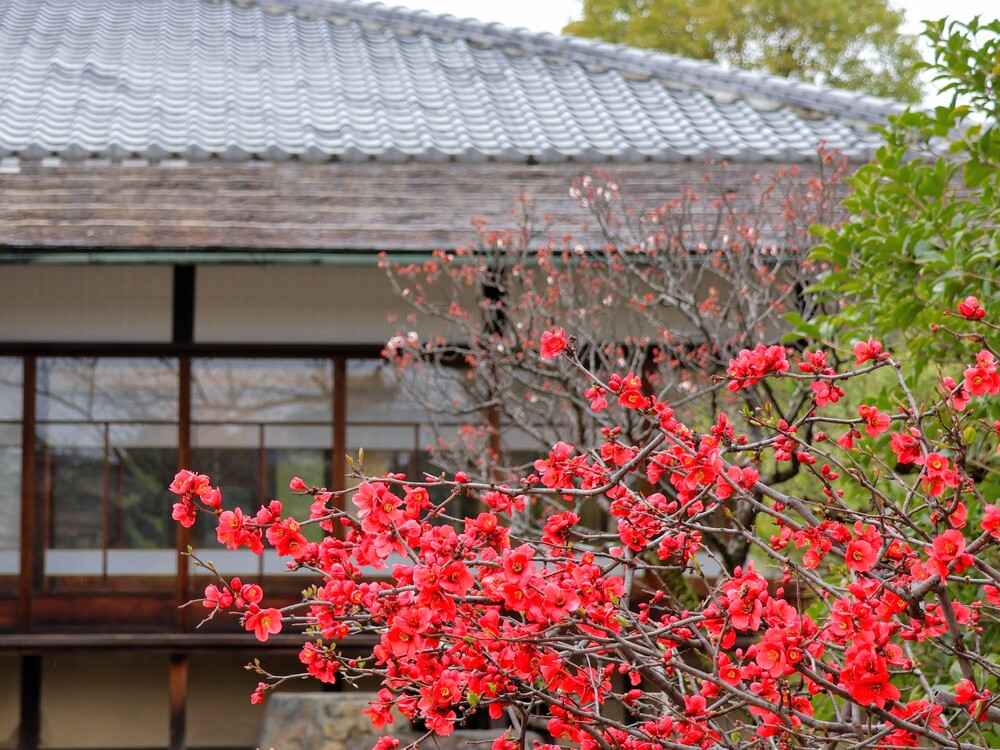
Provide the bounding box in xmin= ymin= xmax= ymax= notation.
xmin=0 ymin=0 xmax=898 ymax=163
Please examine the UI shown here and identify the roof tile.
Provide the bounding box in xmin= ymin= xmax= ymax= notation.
xmin=0 ymin=0 xmax=893 ymax=163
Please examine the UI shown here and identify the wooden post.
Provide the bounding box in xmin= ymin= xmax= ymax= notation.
xmin=17 ymin=356 xmax=36 ymax=632
xmin=18 ymin=654 xmax=41 ymax=750
xmin=175 ymin=357 xmax=191 ymax=631
xmin=168 ymin=653 xmax=189 ymax=750
xmin=332 ymin=358 xmax=347 ymax=517
xmin=173 ymin=265 xmax=195 ymax=631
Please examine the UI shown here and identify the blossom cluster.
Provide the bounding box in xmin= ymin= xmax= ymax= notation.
xmin=168 ymin=300 xmax=1000 ymax=750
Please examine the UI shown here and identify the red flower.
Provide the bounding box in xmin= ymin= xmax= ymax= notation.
xmin=837 ymin=429 xmax=860 ymax=451
xmin=502 ymin=544 xmax=535 ymax=583
xmin=853 ymin=338 xmax=884 ymax=364
xmin=249 ymin=682 xmax=268 ymax=704
xmin=857 ymin=404 xmax=890 ymax=438
xmin=964 ymin=350 xmax=1000 ymax=397
xmin=169 ymin=469 xmax=210 ymax=496
xmin=889 ymin=430 xmax=922 ymax=465
xmin=541 ymin=511 xmax=579 ymax=547
xmin=240 ymin=583 xmax=264 ymax=605
xmin=957 ymin=295 xmax=986 ymax=320
xmin=954 ymin=678 xmax=993 ymax=721
xmin=929 ymin=529 xmax=973 ymax=579
xmin=845 ymin=523 xmax=882 ymax=574
xmin=615 ymin=373 xmax=648 ymax=410
xmin=244 ymin=607 xmax=283 ymax=642
xmin=811 ymin=379 xmax=845 ymax=406
xmin=584 ymin=385 xmax=607 ymax=411
xmin=726 ymin=344 xmax=789 ymax=391
xmin=753 ymin=632 xmax=789 ymax=678
xmin=289 ymin=476 xmax=309 ymax=492
xmin=941 ymin=376 xmax=970 ymax=411
xmin=439 ymin=560 xmax=474 ymax=596
xmin=839 ymin=640 xmax=900 ymax=708
xmin=683 ymin=694 xmax=707 ymax=716
xmin=540 ymin=328 xmax=568 ymax=359
xmin=213 ymin=509 xmax=261 ymax=553
xmin=171 ymin=498 xmax=197 ymax=528
xmin=983 ymin=504 xmax=1000 ymax=539
xmin=918 ymin=452 xmax=961 ymax=497
xmin=266 ymin=517 xmax=307 ymax=557
xmin=203 ymin=584 xmax=233 ymax=610
xmin=845 ymin=539 xmax=878 ymax=573
xmin=717 ymin=653 xmax=742 ymax=685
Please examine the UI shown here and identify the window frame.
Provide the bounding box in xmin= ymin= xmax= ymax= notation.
xmin=0 ymin=343 xmax=393 ymax=632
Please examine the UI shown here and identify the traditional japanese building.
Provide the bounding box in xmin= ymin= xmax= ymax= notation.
xmin=0 ymin=0 xmax=897 ymax=748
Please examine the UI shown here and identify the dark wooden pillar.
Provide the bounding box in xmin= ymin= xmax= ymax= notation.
xmin=168 ymin=653 xmax=189 ymax=750
xmin=17 ymin=356 xmax=36 ymax=631
xmin=332 ymin=357 xmax=347 ymax=514
xmin=170 ymin=266 xmax=196 ymax=750
xmin=173 ymin=265 xmax=195 ymax=632
xmin=18 ymin=654 xmax=41 ymax=750
xmin=175 ymin=356 xmax=191 ymax=631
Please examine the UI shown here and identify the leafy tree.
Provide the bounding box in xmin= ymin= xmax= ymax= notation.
xmin=808 ymin=18 xmax=1000 ymax=368
xmin=563 ymin=0 xmax=923 ymax=102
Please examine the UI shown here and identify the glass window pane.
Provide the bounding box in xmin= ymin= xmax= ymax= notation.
xmin=0 ymin=357 xmax=21 ymax=581
xmin=347 ymin=358 xmax=465 ymax=424
xmin=191 ymin=360 xmax=334 ymax=572
xmin=192 ymin=359 xmax=332 ymax=422
xmin=36 ymin=358 xmax=178 ymax=582
xmin=37 ymin=357 xmax=178 ymax=421
xmin=0 ymin=357 xmax=22 ymax=420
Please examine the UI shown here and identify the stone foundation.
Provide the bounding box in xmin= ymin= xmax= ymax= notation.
xmin=258 ymin=692 xmax=531 ymax=750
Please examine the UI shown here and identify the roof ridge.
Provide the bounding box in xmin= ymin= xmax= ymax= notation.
xmin=257 ymin=0 xmax=906 ymax=123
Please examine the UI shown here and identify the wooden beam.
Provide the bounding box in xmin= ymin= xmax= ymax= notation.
xmin=17 ymin=654 xmax=41 ymax=750
xmin=168 ymin=653 xmax=188 ymax=750
xmin=0 ymin=342 xmax=385 ymax=358
xmin=17 ymin=356 xmax=36 ymax=631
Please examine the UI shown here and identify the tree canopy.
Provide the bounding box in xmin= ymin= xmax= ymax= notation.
xmin=563 ymin=0 xmax=924 ymax=102
xmin=807 ymin=18 xmax=1000 ymax=368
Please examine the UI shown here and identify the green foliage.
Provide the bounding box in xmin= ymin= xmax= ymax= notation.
xmin=563 ymin=0 xmax=923 ymax=102
xmin=808 ymin=18 xmax=1000 ymax=366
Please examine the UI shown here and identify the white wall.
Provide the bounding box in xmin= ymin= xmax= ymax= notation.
xmin=0 ymin=266 xmax=172 ymax=342
xmin=195 ymin=265 xmax=452 ymax=344
xmin=40 ymin=652 xmax=170 ymax=748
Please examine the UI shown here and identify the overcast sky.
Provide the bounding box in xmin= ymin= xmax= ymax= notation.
xmin=389 ymin=0 xmax=997 ymax=105
xmin=387 ymin=0 xmax=997 ymax=35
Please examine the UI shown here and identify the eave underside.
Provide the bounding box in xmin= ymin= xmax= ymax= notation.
xmin=0 ymin=159 xmax=836 ymax=255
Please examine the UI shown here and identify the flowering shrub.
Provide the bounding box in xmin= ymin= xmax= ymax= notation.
xmin=378 ymin=153 xmax=848 ymax=574
xmin=379 ymin=153 xmax=848 ymax=482
xmin=171 ymin=302 xmax=1000 ymax=750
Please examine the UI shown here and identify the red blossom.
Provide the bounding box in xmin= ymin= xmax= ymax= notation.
xmin=857 ymin=404 xmax=890 ymax=438
xmin=244 ymin=607 xmax=283 ymax=643
xmin=983 ymin=504 xmax=1000 ymax=539
xmin=539 ymin=327 xmax=568 ymax=359
xmin=957 ymin=296 xmax=986 ymax=320
xmin=853 ymin=338 xmax=885 ymax=364
xmin=964 ymin=350 xmax=1000 ymax=397
xmin=726 ymin=344 xmax=789 ymax=391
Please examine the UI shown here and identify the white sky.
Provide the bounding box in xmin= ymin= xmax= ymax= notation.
xmin=386 ymin=0 xmax=998 ymax=35
xmin=389 ymin=0 xmax=999 ymax=103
